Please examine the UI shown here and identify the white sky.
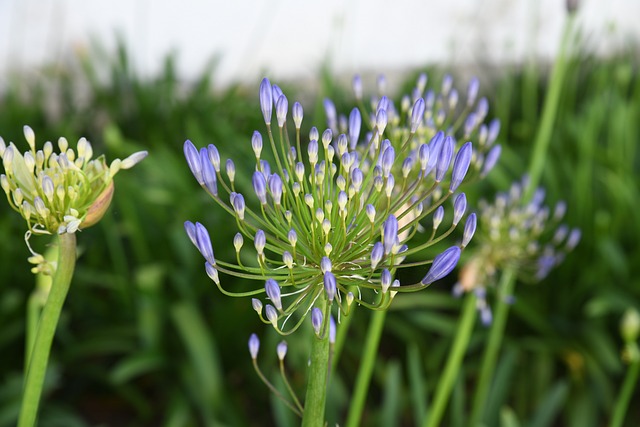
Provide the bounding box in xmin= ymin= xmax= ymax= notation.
xmin=0 ymin=0 xmax=637 ymax=85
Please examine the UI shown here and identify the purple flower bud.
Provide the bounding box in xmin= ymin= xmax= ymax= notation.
xmin=352 ymin=75 xmax=363 ymax=100
xmin=248 ymin=333 xmax=260 ymax=359
xmin=292 ymin=102 xmax=304 ymax=129
xmin=288 ymin=229 xmax=297 ymax=247
xmin=554 ymin=201 xmax=567 ymax=220
xmin=265 ymin=304 xmax=278 ymax=326
xmin=259 ymin=78 xmax=273 ymax=125
xmin=324 ymin=271 xmax=337 ymax=301
xmin=481 ymin=144 xmax=501 ymax=177
xmin=377 ymin=95 xmax=389 ymax=114
xmin=207 ymin=144 xmax=220 ymax=172
xmin=324 ymin=98 xmax=337 ymax=130
xmin=425 ymin=90 xmax=435 ymax=109
xmin=436 ymin=136 xmax=455 ymax=182
xmin=184 ymin=221 xmax=198 ymax=247
xmin=402 ymin=157 xmax=414 ymax=178
xmin=366 ymin=204 xmax=376 ymax=222
xmin=441 ymin=74 xmax=453 ymax=95
xmin=448 ymin=89 xmax=459 ymax=110
xmin=376 ymin=109 xmax=388 ymax=134
xmin=487 ymin=119 xmax=500 ymax=144
xmin=311 ymin=308 xmax=323 ymax=335
xmin=371 ymin=242 xmax=384 ymax=270
xmin=351 ymin=168 xmax=363 ymax=191
xmin=464 ymin=113 xmax=477 ymax=137
xmin=276 ymin=94 xmax=288 ymax=128
xmin=260 ymin=160 xmax=271 ymax=177
xmin=265 ymin=278 xmax=282 ymax=310
xmin=450 ymin=142 xmax=473 ymax=192
xmin=329 ymin=316 xmax=336 ymax=344
xmin=381 ymin=268 xmax=392 ymax=293
xmin=322 ymin=129 xmax=333 ymax=149
xmin=411 ymin=98 xmax=425 ymax=133
xmin=195 ymin=222 xmax=215 ymax=265
xmin=381 ymin=146 xmax=395 ymax=178
xmin=480 ymin=306 xmax=493 ymax=326
xmin=272 ymin=84 xmax=284 ymax=100
xmin=201 ymin=148 xmax=218 ymax=196
xmin=184 ymin=140 xmax=203 ymax=184
xmin=462 ymin=213 xmax=476 ymax=247
xmin=419 ymin=144 xmax=430 ymax=171
xmin=476 ymin=97 xmax=489 ymax=121
xmin=566 ymin=229 xmax=581 ymax=250
xmin=308 ymin=139 xmax=319 ymax=163
xmin=254 ymin=229 xmax=266 ymax=255
xmin=348 ymin=108 xmax=361 ymax=149
xmin=253 ymin=171 xmax=267 ymax=204
xmin=268 ymin=174 xmax=283 ymax=205
xmin=252 ymin=298 xmax=263 ymax=314
xmin=283 ymin=251 xmax=293 ymax=268
xmin=453 ymin=193 xmax=467 ymax=226
xmin=252 ymin=131 xmax=263 ymax=158
xmin=426 ymin=132 xmax=444 ymax=175
xmin=553 ymin=224 xmax=569 ymax=244
xmin=205 ymin=262 xmax=220 ymax=284
xmin=433 ymin=205 xmax=444 ymax=230
xmin=231 ymin=192 xmax=245 ymax=220
xmin=383 ymin=214 xmax=398 ymax=255
xmin=233 ymin=233 xmax=243 ymax=252
xmin=467 ymin=77 xmax=480 ymax=107
xmin=385 ymin=174 xmax=395 ymax=197
xmin=321 ymin=256 xmax=332 ymax=273
xmin=421 ymin=246 xmax=461 ymax=285
xmin=277 ymin=341 xmax=288 ymax=361
xmin=226 ymin=159 xmax=236 ymax=183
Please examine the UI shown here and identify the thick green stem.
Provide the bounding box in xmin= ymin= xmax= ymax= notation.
xmin=468 ymin=268 xmax=516 ymax=426
xmin=610 ymin=357 xmax=640 ymax=427
xmin=345 ymin=310 xmax=387 ymax=427
xmin=423 ymin=293 xmax=477 ymax=427
xmin=301 ymin=330 xmax=330 ymax=427
xmin=18 ymin=233 xmax=76 ymax=427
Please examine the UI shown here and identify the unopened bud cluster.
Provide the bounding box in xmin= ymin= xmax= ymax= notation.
xmin=184 ymin=75 xmax=495 ymax=337
xmin=0 ymin=126 xmax=147 ymax=236
xmin=456 ymin=176 xmax=580 ymax=323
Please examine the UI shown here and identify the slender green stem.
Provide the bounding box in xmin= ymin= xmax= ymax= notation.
xmin=345 ymin=310 xmax=387 ymax=427
xmin=422 ymin=293 xmax=477 ymax=427
xmin=18 ymin=232 xmax=77 ymax=427
xmin=301 ymin=330 xmax=330 ymax=427
xmin=468 ymin=267 xmax=516 ymax=426
xmin=610 ymin=356 xmax=640 ymax=427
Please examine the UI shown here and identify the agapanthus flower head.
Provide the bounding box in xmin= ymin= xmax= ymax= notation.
xmin=184 ymin=75 xmax=494 ymax=336
xmin=0 ymin=126 xmax=147 ymax=236
xmin=455 ymin=176 xmax=580 ymax=323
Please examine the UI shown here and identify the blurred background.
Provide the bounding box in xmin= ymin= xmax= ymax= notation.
xmin=1 ymin=1 xmax=639 ymax=426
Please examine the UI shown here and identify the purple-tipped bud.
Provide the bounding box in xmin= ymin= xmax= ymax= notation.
xmin=487 ymin=119 xmax=500 ymax=144
xmin=292 ymin=102 xmax=304 ymax=129
xmin=371 ymin=242 xmax=384 ymax=270
xmin=464 ymin=113 xmax=477 ymax=137
xmin=308 ymin=139 xmax=319 ymax=163
xmin=260 ymin=160 xmax=271 ymax=177
xmin=195 ymin=222 xmax=215 ymax=265
xmin=481 ymin=144 xmax=501 ymax=177
xmin=268 ymin=174 xmax=283 ymax=205
xmin=448 ymin=89 xmax=459 ymax=110
xmin=322 ymin=129 xmax=333 ymax=150
xmin=381 ymin=146 xmax=395 ymax=178
xmin=419 ymin=144 xmax=430 ymax=171
xmin=385 ymin=174 xmax=395 ymax=197
xmin=205 ymin=262 xmax=220 ymax=285
xmin=226 ymin=159 xmax=236 ymax=183
xmin=254 ymin=230 xmax=266 ymax=255
xmin=272 ymin=84 xmax=284 ymax=100
xmin=265 ymin=278 xmax=282 ymax=310
xmin=259 ymin=78 xmax=273 ymax=125
xmin=566 ymin=229 xmax=581 ymax=250
xmin=422 ymin=246 xmax=461 ymax=285
xmin=453 ymin=193 xmax=467 ymax=226
xmin=184 ymin=140 xmax=203 ymax=184
xmin=411 ymin=98 xmax=425 ymax=133
xmin=426 ymin=132 xmax=444 ymax=175
xmin=467 ymin=77 xmax=480 ymax=107
xmin=348 ymin=108 xmax=362 ymax=149
xmin=276 ymin=94 xmax=288 ymax=128
xmin=450 ymin=142 xmax=473 ymax=192
xmin=184 ymin=221 xmax=198 ymax=247
xmin=476 ymin=97 xmax=489 ymax=121
xmin=376 ymin=109 xmax=388 ymax=135
xmin=251 ymin=131 xmax=263 ymax=158
xmin=324 ymin=271 xmax=337 ymax=301
xmin=207 ymin=144 xmax=220 ymax=172
xmin=252 ymin=298 xmax=263 ymax=314
xmin=436 ymin=136 xmax=455 ymax=182
xmin=287 ymin=229 xmax=297 ymax=247
xmin=441 ymin=74 xmax=453 ymax=94
xmin=233 ymin=233 xmax=244 ymax=252
xmin=329 ymin=316 xmax=336 ymax=344
xmin=248 ymin=333 xmax=260 ymax=359
xmin=201 ymin=149 xmax=218 ymax=195
xmin=283 ymin=251 xmax=293 ymax=268
xmin=433 ymin=205 xmax=445 ymax=230
xmin=366 ymin=204 xmax=376 ymax=223
xmin=311 ymin=308 xmax=323 ymax=335
xmin=377 ymin=95 xmax=389 ymax=114
xmin=231 ymin=192 xmax=245 ymax=220
xmin=553 ymin=201 xmax=567 ymax=220
xmin=480 ymin=306 xmax=493 ymax=326
xmin=321 ymin=256 xmax=332 ymax=273
xmin=277 ymin=341 xmax=288 ymax=361
xmin=265 ymin=304 xmax=278 ymax=326
xmin=324 ymin=98 xmax=337 ymax=130
xmin=401 ymin=157 xmax=414 ymax=178
xmin=462 ymin=213 xmax=476 ymax=247
xmin=383 ymin=214 xmax=399 ymax=255
xmin=253 ymin=171 xmax=267 ymax=204
xmin=381 ymin=268 xmax=392 ymax=293
xmin=352 ymin=75 xmax=363 ymax=100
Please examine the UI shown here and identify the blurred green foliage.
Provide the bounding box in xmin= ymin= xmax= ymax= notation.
xmin=1 ymin=38 xmax=639 ymax=426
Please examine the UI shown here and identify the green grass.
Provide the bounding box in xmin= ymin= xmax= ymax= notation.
xmin=1 ymin=37 xmax=639 ymax=426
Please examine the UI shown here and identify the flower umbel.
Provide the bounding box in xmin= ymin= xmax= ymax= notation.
xmin=0 ymin=126 xmax=147 ymax=236
xmin=185 ymin=75 xmax=493 ymax=336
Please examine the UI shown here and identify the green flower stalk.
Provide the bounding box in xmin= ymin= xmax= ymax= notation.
xmin=0 ymin=126 xmax=147 ymax=427
xmin=184 ymin=74 xmax=494 ymax=425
